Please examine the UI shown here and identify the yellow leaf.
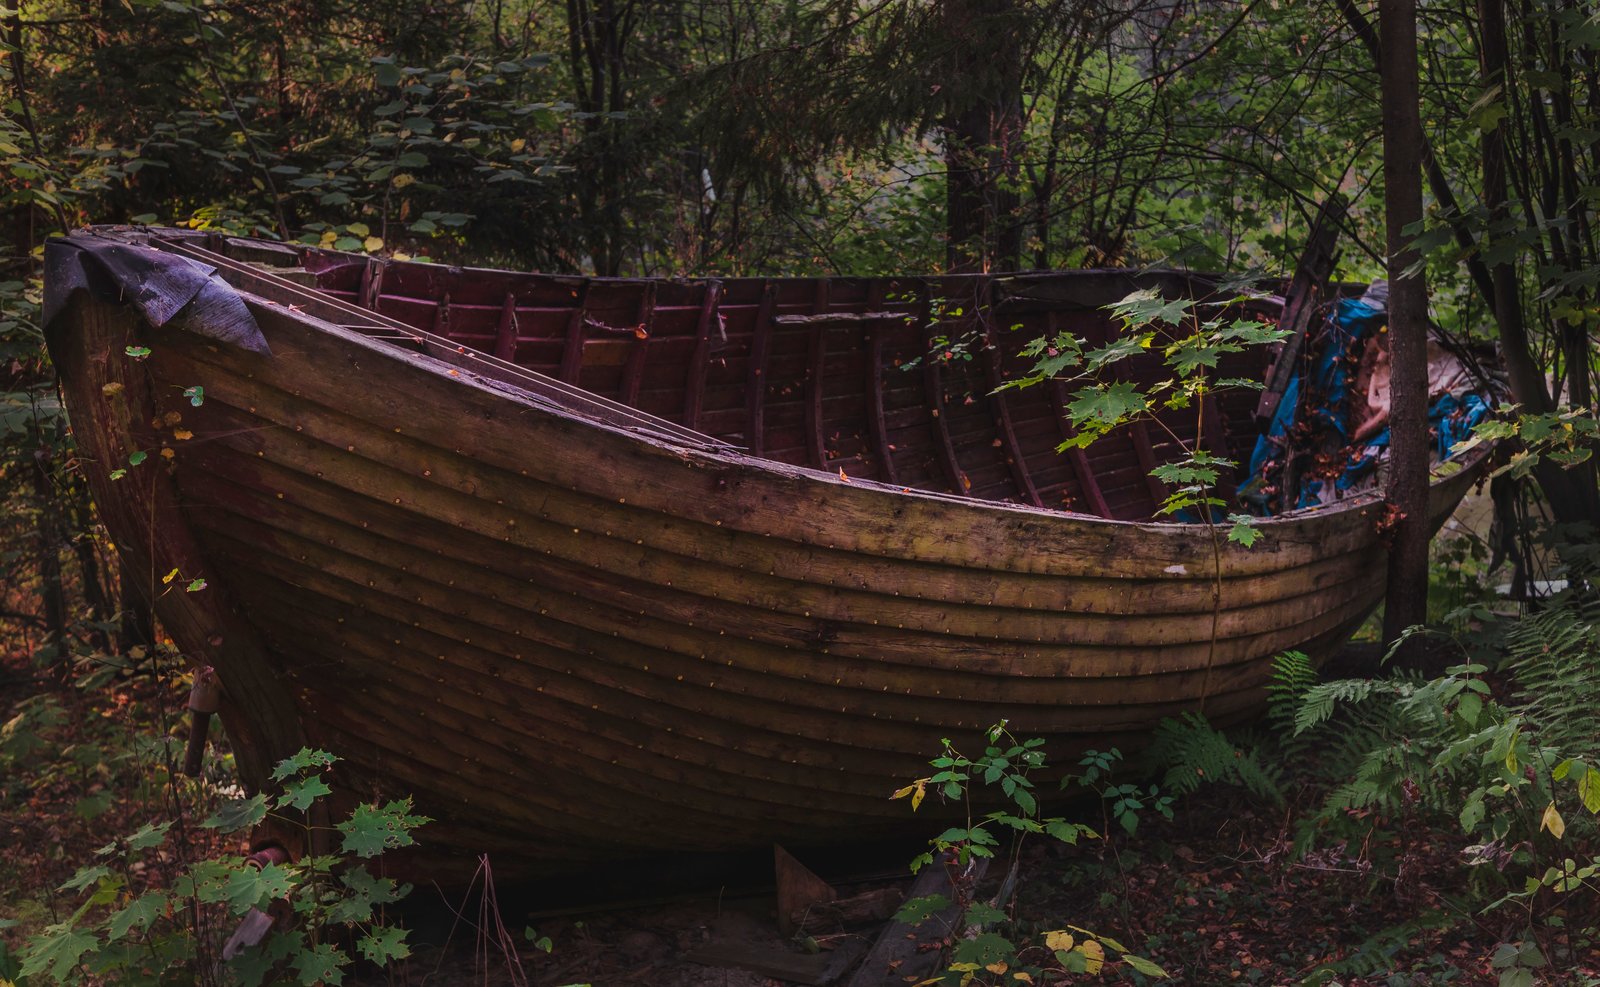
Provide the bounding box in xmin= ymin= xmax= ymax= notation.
xmin=102 ymin=382 xmax=125 ymax=397
xmin=160 ymin=447 xmax=175 ymax=460
xmin=1077 ymin=940 xmax=1104 ymax=975
xmin=162 ymin=568 xmax=179 ymax=585
xmin=511 ymin=138 xmax=526 ymax=152
xmin=1013 ymin=974 xmax=1034 ymax=984
xmin=892 ymin=778 xmax=928 ymax=812
xmin=985 ymin=961 xmax=1008 ymax=975
xmin=363 ymin=236 xmax=385 ymax=253
xmin=1044 ymin=930 xmax=1074 ymax=952
xmin=1542 ymin=801 xmax=1566 ymax=840
xmin=173 ymin=429 xmax=193 ymax=441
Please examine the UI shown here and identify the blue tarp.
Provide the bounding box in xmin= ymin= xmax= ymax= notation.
xmin=1240 ymin=295 xmax=1490 ymax=515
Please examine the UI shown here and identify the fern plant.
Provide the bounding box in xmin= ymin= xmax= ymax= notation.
xmin=1281 ymin=580 xmax=1600 ymax=936
xmin=1146 ymin=712 xmax=1283 ymax=803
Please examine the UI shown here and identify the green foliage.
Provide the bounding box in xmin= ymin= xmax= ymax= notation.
xmin=1146 ymin=713 xmax=1283 ymax=804
xmin=1282 ymin=580 xmax=1600 ymax=937
xmin=892 ymin=723 xmax=1166 ymax=983
xmin=18 ymin=748 xmax=428 ymax=986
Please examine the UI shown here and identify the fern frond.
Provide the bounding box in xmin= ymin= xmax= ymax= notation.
xmin=1268 ymin=649 xmax=1317 ymax=742
xmin=1294 ymin=678 xmax=1410 ymax=735
xmin=1502 ymin=592 xmax=1600 ymax=756
xmin=1148 ymin=712 xmax=1283 ymax=804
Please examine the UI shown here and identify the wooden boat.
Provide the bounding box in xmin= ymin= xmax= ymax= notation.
xmin=44 ymin=226 xmax=1489 ymax=876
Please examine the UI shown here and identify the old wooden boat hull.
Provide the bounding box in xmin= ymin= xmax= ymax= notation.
xmin=45 ymin=229 xmax=1489 ymax=876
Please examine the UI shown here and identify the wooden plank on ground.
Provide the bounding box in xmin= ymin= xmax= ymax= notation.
xmin=845 ymin=855 xmax=989 ymax=987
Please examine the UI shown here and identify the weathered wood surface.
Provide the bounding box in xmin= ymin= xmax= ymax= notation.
xmin=44 ymin=227 xmax=1492 ymax=879
xmin=845 ymin=856 xmax=990 ymax=987
xmin=792 ymin=888 xmax=904 ymax=934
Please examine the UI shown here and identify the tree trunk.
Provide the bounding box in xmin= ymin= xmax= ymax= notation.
xmin=942 ymin=0 xmax=1022 ymax=273
xmin=1477 ymin=0 xmax=1599 ymax=532
xmin=1379 ymin=0 xmax=1431 ymax=650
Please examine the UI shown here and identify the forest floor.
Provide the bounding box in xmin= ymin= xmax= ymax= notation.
xmin=372 ymin=783 xmax=1600 ymax=987
xmin=5 ymin=639 xmax=1600 ymax=987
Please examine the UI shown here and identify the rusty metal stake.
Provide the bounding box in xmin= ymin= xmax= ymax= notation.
xmin=183 ymin=666 xmax=222 ymax=777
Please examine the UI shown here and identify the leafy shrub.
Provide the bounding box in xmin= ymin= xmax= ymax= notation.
xmin=892 ymin=722 xmax=1168 ymax=983
xmin=19 ymin=748 xmax=427 ymax=986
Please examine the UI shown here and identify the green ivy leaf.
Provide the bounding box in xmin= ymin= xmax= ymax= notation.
xmin=127 ymin=450 xmax=147 ymax=466
xmin=124 ymin=345 xmax=151 ymax=360
xmin=183 ymin=385 xmax=205 ymax=406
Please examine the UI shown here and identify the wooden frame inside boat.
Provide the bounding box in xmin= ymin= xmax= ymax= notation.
xmin=44 ymin=227 xmax=1492 ymax=875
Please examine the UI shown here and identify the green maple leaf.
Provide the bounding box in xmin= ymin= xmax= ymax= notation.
xmin=892 ymin=893 xmax=950 ymax=925
xmin=107 ymin=892 xmax=168 ymax=941
xmin=1066 ymin=381 xmax=1146 ymax=431
xmin=1108 ymin=288 xmax=1192 ymax=328
xmin=1227 ymin=515 xmax=1261 ymax=547
xmin=60 ymin=864 xmax=111 ymax=893
xmin=1083 ymin=334 xmax=1149 ymax=372
xmin=21 ymin=924 xmax=99 ymax=981
xmin=338 ymin=799 xmax=430 ymax=858
xmin=270 ymin=748 xmax=339 ymax=781
xmin=173 ymin=858 xmax=233 ymax=905
xmin=357 ymin=925 xmax=411 ymax=964
xmin=124 ymin=820 xmax=172 ymax=851
xmin=203 ymin=794 xmax=269 ymax=832
xmin=277 ymin=775 xmax=333 ymax=812
xmin=225 ymin=862 xmax=294 ymax=915
xmin=292 ymin=942 xmax=350 ymax=986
